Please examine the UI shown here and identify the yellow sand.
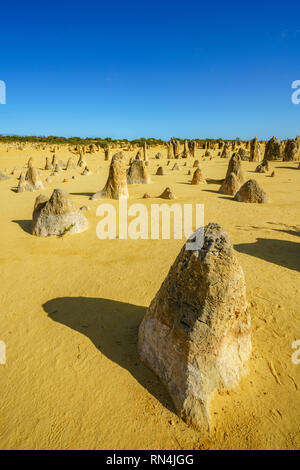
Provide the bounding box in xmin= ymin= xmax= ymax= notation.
xmin=0 ymin=144 xmax=299 ymax=450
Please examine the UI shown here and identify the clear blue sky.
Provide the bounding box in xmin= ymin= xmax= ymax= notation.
xmin=0 ymin=0 xmax=300 ymax=140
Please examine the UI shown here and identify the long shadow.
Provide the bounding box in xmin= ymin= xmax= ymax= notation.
xmin=267 ymin=222 xmax=300 ymax=238
xmin=70 ymin=192 xmax=94 ymax=197
xmin=274 ymin=165 xmax=299 ymax=169
xmin=43 ymin=297 xmax=174 ymax=412
xmin=235 ymin=238 xmax=300 ymax=272
xmin=202 ymin=189 xmax=221 ymax=194
xmin=271 ymin=229 xmax=300 ymax=238
xmin=218 ymin=195 xmax=234 ymax=200
xmin=12 ymin=219 xmax=32 ymax=234
xmin=206 ymin=178 xmax=224 ymax=184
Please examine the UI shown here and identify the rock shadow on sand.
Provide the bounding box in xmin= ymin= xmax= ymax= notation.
xmin=235 ymin=238 xmax=300 ymax=272
xmin=12 ymin=219 xmax=32 ymax=234
xmin=70 ymin=192 xmax=94 ymax=198
xmin=43 ymin=296 xmax=174 ymax=413
xmin=266 ymin=222 xmax=300 ymax=238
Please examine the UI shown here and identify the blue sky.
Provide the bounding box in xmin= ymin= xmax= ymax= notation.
xmin=0 ymin=0 xmax=300 ymax=140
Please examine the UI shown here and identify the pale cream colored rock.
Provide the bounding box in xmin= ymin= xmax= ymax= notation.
xmin=250 ymin=137 xmax=261 ymax=162
xmin=167 ymin=141 xmax=175 ymax=159
xmin=66 ymin=158 xmax=76 ymax=170
xmin=225 ymin=153 xmax=244 ymax=184
xmin=219 ymin=172 xmax=240 ymax=195
xmin=138 ymin=223 xmax=251 ymax=430
xmin=172 ymin=163 xmax=180 ymax=171
xmin=91 ymin=152 xmax=129 ymax=200
xmin=127 ymin=160 xmax=151 ymax=184
xmin=24 ymin=166 xmax=45 ymax=191
xmin=32 ymin=189 xmax=88 ymax=236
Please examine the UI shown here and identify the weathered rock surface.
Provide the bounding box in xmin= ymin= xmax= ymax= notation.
xmin=91 ymin=152 xmax=129 ymax=200
xmin=104 ymin=147 xmax=111 ymax=161
xmin=51 ymin=155 xmax=57 ymax=167
xmin=173 ymin=140 xmax=180 ymax=159
xmin=135 ymin=150 xmax=142 ymax=161
xmin=127 ymin=160 xmax=151 ymax=184
xmin=167 ymin=141 xmax=175 ymax=159
xmin=220 ymin=143 xmax=230 ymax=158
xmin=219 ymin=172 xmax=240 ymax=195
xmin=32 ymin=189 xmax=88 ymax=236
xmin=66 ymin=158 xmax=76 ymax=170
xmin=24 ymin=166 xmax=45 ymax=191
xmin=45 ymin=157 xmax=52 ymax=170
xmin=159 ymin=187 xmax=176 ymax=199
xmin=250 ymin=137 xmax=261 ymax=162
xmin=234 ymin=179 xmax=268 ymax=203
xmin=156 ymin=166 xmax=165 ymax=176
xmin=191 ymin=168 xmax=206 ymax=185
xmin=255 ymin=160 xmax=269 ymax=173
xmin=264 ymin=136 xmax=282 ymax=161
xmin=53 ymin=163 xmax=61 ymax=173
xmin=77 ymin=155 xmax=86 ymax=167
xmin=138 ymin=223 xmax=251 ymax=429
xmin=225 ymin=153 xmax=244 ymax=184
xmin=143 ymin=142 xmax=148 ymax=161
xmin=283 ymin=139 xmax=299 ymax=161
xmin=181 ymin=140 xmax=192 ymax=158
xmin=189 ymin=140 xmax=196 ymax=158
xmin=17 ymin=172 xmax=26 ymax=192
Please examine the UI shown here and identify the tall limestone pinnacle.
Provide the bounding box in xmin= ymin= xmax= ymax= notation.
xmin=138 ymin=223 xmax=251 ymax=430
xmin=91 ymin=152 xmax=129 ymax=200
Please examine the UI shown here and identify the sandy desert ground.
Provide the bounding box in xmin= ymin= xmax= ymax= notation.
xmin=0 ymin=144 xmax=299 ymax=450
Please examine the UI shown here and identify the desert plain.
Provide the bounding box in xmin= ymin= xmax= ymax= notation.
xmin=0 ymin=141 xmax=299 ymax=450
